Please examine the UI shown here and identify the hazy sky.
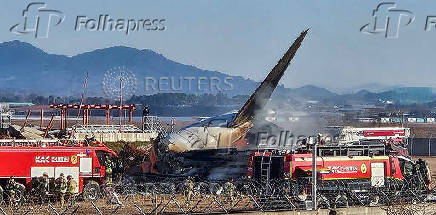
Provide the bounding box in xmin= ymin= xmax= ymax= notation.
xmin=1 ymin=0 xmax=436 ymax=92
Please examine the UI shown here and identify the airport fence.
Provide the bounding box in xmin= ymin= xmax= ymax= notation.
xmin=0 ymin=178 xmax=433 ymax=214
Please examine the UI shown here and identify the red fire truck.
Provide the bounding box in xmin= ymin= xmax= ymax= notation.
xmin=0 ymin=139 xmax=116 ymax=199
xmin=247 ymin=143 xmax=431 ymax=206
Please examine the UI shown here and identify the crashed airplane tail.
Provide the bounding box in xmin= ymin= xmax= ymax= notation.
xmin=159 ymin=29 xmax=309 ymax=154
xmin=229 ymin=29 xmax=309 ymax=128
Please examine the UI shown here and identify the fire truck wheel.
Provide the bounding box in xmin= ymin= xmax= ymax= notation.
xmin=83 ymin=181 xmax=101 ymax=201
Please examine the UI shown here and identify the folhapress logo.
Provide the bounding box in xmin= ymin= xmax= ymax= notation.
xmin=10 ymin=2 xmax=64 ymax=38
xmin=360 ymin=2 xmax=414 ymax=39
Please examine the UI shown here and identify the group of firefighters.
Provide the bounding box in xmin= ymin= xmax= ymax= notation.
xmin=3 ymin=155 xmax=115 ymax=207
xmin=3 ymin=155 xmax=236 ymax=206
xmin=6 ymin=172 xmax=78 ymax=207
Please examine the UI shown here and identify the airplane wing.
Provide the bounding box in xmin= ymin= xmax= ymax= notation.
xmin=229 ymin=29 xmax=309 ymax=128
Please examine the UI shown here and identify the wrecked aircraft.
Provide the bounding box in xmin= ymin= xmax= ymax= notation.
xmin=161 ymin=29 xmax=309 ymax=153
xmin=145 ymin=29 xmax=309 ymax=180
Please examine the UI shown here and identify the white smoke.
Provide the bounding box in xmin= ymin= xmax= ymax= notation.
xmin=250 ymin=94 xmax=333 ymax=150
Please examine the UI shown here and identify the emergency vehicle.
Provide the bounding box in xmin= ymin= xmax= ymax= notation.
xmin=0 ymin=139 xmax=116 ymax=199
xmin=247 ymin=142 xmax=431 ymax=206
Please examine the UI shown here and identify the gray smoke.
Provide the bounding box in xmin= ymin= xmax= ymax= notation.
xmin=249 ymin=94 xmax=332 ymax=150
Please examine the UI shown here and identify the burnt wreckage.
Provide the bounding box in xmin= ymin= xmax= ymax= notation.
xmin=149 ymin=29 xmax=309 ymax=180
xmin=126 ymin=29 xmax=435 ymax=209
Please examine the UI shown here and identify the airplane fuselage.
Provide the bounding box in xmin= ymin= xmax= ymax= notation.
xmin=163 ymin=112 xmax=252 ymax=152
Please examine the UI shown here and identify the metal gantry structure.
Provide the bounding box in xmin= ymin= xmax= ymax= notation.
xmin=49 ymin=104 xmax=136 ymax=129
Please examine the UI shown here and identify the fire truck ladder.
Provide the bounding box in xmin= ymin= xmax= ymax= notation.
xmin=260 ymin=152 xmax=272 ymax=183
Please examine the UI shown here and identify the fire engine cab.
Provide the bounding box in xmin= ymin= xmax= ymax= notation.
xmin=0 ymin=139 xmax=116 ymax=199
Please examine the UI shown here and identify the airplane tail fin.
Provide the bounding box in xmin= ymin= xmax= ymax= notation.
xmin=229 ymin=29 xmax=309 ymax=127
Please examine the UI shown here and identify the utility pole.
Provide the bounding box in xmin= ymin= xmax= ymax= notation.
xmin=119 ymin=77 xmax=123 ymax=132
xmin=77 ymin=72 xmax=88 ymax=121
xmin=40 ymin=109 xmax=44 ymax=130
xmin=311 ymin=137 xmax=317 ymax=210
xmin=410 ymin=134 xmax=414 ymax=155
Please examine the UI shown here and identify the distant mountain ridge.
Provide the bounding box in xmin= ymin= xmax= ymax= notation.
xmin=0 ymin=40 xmax=261 ymax=97
xmin=0 ymin=40 xmax=434 ymax=105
